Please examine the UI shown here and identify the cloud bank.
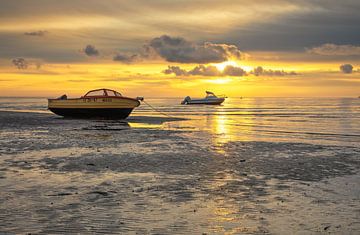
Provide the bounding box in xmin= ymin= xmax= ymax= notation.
xmin=251 ymin=66 xmax=298 ymax=76
xmin=164 ymin=65 xmax=222 ymax=76
xmin=307 ymin=44 xmax=360 ymax=56
xmin=164 ymin=65 xmax=296 ymax=77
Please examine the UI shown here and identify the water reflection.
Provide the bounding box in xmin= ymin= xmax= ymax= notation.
xmin=337 ymin=98 xmax=354 ymax=132
xmin=211 ymin=111 xmax=230 ymax=153
xmin=210 ymin=99 xmax=257 ymax=153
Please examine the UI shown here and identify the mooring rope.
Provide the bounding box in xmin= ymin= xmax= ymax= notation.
xmin=142 ymin=100 xmax=175 ymax=118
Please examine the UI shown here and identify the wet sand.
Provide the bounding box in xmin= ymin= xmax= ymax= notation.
xmin=0 ymin=111 xmax=359 ymax=234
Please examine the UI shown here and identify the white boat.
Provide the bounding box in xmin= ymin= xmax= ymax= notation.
xmin=181 ymin=91 xmax=227 ymax=105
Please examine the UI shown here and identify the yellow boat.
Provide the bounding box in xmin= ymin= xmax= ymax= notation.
xmin=48 ymin=88 xmax=142 ymax=119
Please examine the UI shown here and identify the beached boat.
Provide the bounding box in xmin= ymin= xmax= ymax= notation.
xmin=181 ymin=91 xmax=227 ymax=105
xmin=48 ymin=88 xmax=142 ymax=119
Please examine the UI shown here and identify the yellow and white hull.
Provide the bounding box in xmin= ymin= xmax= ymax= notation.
xmin=48 ymin=97 xmax=140 ymax=119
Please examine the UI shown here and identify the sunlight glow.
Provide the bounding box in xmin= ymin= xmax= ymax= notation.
xmin=213 ymin=60 xmax=254 ymax=72
xmin=205 ymin=78 xmax=232 ymax=84
xmin=213 ymin=61 xmax=238 ymax=71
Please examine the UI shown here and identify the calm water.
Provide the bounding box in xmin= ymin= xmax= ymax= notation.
xmin=1 ymin=97 xmax=359 ymax=146
xmin=1 ymin=97 xmax=360 ymax=234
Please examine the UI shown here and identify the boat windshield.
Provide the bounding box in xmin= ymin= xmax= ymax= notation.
xmin=84 ymin=89 xmax=122 ymax=97
xmin=205 ymin=91 xmax=217 ymax=98
xmin=85 ymin=90 xmax=107 ymax=97
xmin=108 ymin=90 xmax=122 ymax=97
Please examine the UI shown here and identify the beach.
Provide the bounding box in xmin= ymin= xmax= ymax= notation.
xmin=0 ymin=98 xmax=360 ymax=234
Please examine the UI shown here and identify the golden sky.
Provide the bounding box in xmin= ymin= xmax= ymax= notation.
xmin=0 ymin=0 xmax=359 ymax=97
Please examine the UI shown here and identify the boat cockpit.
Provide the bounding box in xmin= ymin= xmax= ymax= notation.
xmin=83 ymin=89 xmax=123 ymax=98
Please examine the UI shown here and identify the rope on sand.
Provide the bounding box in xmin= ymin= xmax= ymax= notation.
xmin=142 ymin=100 xmax=175 ymax=118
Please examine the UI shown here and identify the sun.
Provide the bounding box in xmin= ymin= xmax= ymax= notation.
xmin=213 ymin=60 xmax=239 ymax=71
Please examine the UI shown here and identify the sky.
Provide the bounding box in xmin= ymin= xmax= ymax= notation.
xmin=0 ymin=0 xmax=359 ymax=97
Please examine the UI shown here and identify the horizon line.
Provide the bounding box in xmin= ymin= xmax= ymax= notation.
xmin=0 ymin=96 xmax=358 ymax=99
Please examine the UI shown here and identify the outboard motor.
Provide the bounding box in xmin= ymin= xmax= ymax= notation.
xmin=181 ymin=96 xmax=191 ymax=104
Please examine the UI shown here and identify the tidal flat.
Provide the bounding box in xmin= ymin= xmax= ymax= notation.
xmin=0 ymin=108 xmax=360 ymax=234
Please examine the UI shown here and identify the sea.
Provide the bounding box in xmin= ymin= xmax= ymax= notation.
xmin=0 ymin=97 xmax=360 ymax=234
xmin=1 ymin=97 xmax=359 ymax=146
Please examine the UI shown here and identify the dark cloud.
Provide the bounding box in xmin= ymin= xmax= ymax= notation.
xmin=113 ymin=53 xmax=140 ymax=63
xmin=224 ymin=1 xmax=360 ymax=51
xmin=24 ymin=30 xmax=48 ymax=37
xmin=163 ymin=66 xmax=188 ymax=76
xmin=113 ymin=54 xmax=131 ymax=62
xmin=252 ymin=66 xmax=264 ymax=76
xmin=163 ymin=65 xmax=221 ymax=76
xmin=11 ymin=57 xmax=43 ymax=70
xmin=114 ymin=35 xmax=245 ymax=64
xmin=187 ymin=65 xmax=221 ymax=76
xmin=251 ymin=66 xmax=298 ymax=76
xmin=83 ymin=45 xmax=99 ymax=56
xmin=113 ymin=44 xmax=159 ymax=63
xmin=148 ymin=35 xmax=244 ymax=63
xmin=12 ymin=58 xmax=28 ymax=69
xmin=307 ymin=44 xmax=360 ymax=56
xmin=163 ymin=65 xmax=246 ymax=77
xmin=223 ymin=65 xmax=247 ymax=76
xmin=340 ymin=64 xmax=353 ymax=74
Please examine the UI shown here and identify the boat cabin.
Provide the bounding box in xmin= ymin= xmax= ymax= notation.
xmin=82 ymin=89 xmax=122 ymax=98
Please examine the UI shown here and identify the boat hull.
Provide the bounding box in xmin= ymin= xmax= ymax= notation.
xmin=184 ymin=98 xmax=225 ymax=105
xmin=48 ymin=97 xmax=140 ymax=119
xmin=49 ymin=107 xmax=134 ymax=119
